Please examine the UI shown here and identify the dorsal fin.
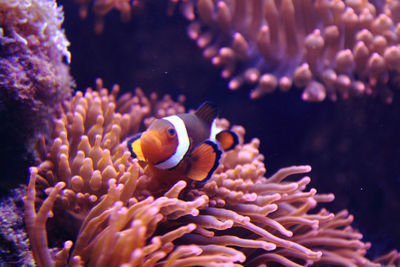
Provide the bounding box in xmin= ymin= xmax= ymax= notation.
xmin=194 ymin=101 xmax=218 ymax=125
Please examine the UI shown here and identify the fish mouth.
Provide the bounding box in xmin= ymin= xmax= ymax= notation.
xmin=140 ymin=130 xmax=163 ymax=163
xmin=141 ymin=131 xmax=162 ymax=148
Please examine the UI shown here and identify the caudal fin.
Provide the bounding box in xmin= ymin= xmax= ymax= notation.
xmin=216 ymin=130 xmax=239 ymax=151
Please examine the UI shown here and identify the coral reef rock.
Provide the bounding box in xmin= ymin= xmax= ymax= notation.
xmin=0 ymin=0 xmax=74 ymax=191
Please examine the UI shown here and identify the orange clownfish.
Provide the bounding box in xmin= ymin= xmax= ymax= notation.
xmin=127 ymin=102 xmax=238 ymax=189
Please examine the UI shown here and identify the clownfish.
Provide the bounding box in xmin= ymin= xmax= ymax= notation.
xmin=127 ymin=102 xmax=238 ymax=189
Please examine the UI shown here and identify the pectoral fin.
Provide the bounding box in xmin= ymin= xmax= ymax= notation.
xmin=216 ymin=130 xmax=239 ymax=151
xmin=127 ymin=133 xmax=145 ymax=161
xmin=187 ymin=140 xmax=221 ymax=182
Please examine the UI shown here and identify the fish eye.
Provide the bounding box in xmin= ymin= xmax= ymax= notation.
xmin=167 ymin=128 xmax=176 ymax=137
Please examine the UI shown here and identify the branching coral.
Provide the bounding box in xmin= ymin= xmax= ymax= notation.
xmin=171 ymin=0 xmax=400 ymax=103
xmin=24 ymin=81 xmax=399 ymax=266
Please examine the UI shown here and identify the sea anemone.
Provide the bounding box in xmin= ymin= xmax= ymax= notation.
xmin=72 ymin=0 xmax=143 ymax=34
xmin=24 ymin=80 xmax=399 ymax=266
xmin=69 ymin=0 xmax=400 ymax=102
xmin=172 ymin=0 xmax=400 ymax=103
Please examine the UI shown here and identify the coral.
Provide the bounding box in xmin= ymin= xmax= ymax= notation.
xmin=24 ymin=82 xmax=399 ymax=266
xmin=0 ymin=0 xmax=73 ymax=133
xmin=0 ymin=0 xmax=71 ymax=62
xmin=171 ymin=0 xmax=400 ymax=103
xmin=0 ymin=187 xmax=33 ymax=265
xmin=0 ymin=0 xmax=74 ymax=190
xmin=0 ymin=0 xmax=73 ymax=134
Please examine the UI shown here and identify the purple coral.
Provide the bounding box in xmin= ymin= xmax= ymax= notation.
xmin=0 ymin=0 xmax=74 ymax=188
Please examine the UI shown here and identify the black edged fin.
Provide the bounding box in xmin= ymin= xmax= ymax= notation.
xmin=194 ymin=101 xmax=218 ymax=125
xmin=187 ymin=140 xmax=222 ymax=182
xmin=127 ymin=133 xmax=145 ymax=161
xmin=216 ymin=130 xmax=239 ymax=151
